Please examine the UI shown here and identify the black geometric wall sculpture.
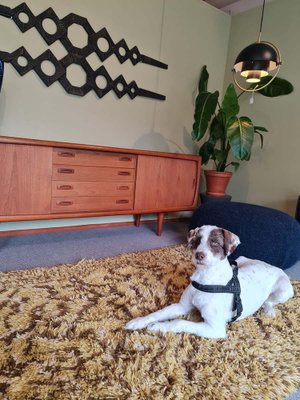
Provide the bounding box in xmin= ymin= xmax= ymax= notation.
xmin=0 ymin=3 xmax=168 ymax=100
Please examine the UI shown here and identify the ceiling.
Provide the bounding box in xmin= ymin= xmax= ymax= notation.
xmin=203 ymin=0 xmax=273 ymax=15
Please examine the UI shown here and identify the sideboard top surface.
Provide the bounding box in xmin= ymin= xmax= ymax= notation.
xmin=0 ymin=136 xmax=200 ymax=162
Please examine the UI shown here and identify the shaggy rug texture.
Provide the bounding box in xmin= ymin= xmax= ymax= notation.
xmin=0 ymin=245 xmax=299 ymax=400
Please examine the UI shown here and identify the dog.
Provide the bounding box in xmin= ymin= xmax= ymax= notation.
xmin=125 ymin=225 xmax=294 ymax=339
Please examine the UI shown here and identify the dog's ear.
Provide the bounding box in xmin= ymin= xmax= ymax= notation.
xmin=187 ymin=228 xmax=200 ymax=249
xmin=222 ymin=229 xmax=240 ymax=255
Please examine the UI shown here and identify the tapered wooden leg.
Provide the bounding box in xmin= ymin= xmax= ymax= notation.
xmin=134 ymin=214 xmax=141 ymax=227
xmin=156 ymin=212 xmax=164 ymax=236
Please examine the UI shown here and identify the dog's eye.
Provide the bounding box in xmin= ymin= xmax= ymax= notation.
xmin=194 ymin=237 xmax=201 ymax=247
xmin=211 ymin=240 xmax=219 ymax=246
xmin=188 ymin=236 xmax=201 ymax=249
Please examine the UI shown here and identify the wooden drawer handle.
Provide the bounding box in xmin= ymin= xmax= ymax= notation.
xmin=117 ymin=185 xmax=129 ymax=190
xmin=116 ymin=199 xmax=129 ymax=204
xmin=57 ymin=168 xmax=75 ymax=174
xmin=56 ymin=201 xmax=73 ymax=206
xmin=57 ymin=185 xmax=73 ymax=190
xmin=119 ymin=156 xmax=132 ymax=162
xmin=118 ymin=171 xmax=131 ymax=176
xmin=57 ymin=152 xmax=75 ymax=158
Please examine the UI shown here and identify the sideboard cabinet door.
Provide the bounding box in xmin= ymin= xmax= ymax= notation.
xmin=134 ymin=155 xmax=198 ymax=211
xmin=0 ymin=144 xmax=52 ymax=216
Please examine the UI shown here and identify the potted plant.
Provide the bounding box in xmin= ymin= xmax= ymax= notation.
xmin=192 ymin=65 xmax=293 ymax=196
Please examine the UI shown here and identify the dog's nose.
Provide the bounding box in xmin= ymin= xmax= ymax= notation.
xmin=195 ymin=251 xmax=205 ymax=261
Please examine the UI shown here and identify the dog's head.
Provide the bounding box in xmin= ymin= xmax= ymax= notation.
xmin=187 ymin=225 xmax=240 ymax=267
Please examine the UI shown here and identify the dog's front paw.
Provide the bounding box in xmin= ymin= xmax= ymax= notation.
xmin=125 ymin=317 xmax=151 ymax=331
xmin=262 ymin=303 xmax=277 ymax=317
xmin=148 ymin=322 xmax=171 ymax=333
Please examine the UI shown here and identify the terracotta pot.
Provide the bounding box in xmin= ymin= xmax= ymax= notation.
xmin=204 ymin=170 xmax=232 ymax=196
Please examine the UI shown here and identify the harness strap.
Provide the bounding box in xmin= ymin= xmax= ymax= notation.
xmin=191 ymin=261 xmax=243 ymax=322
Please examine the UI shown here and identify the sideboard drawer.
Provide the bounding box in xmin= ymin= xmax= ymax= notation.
xmin=52 ymin=165 xmax=135 ymax=182
xmin=52 ymin=181 xmax=134 ymax=197
xmin=53 ymin=148 xmax=136 ymax=168
xmin=51 ymin=197 xmax=133 ymax=213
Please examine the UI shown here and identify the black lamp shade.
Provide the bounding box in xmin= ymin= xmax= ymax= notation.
xmin=234 ymin=42 xmax=280 ymax=74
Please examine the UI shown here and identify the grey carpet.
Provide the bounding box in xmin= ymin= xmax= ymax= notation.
xmin=0 ymin=220 xmax=299 ymax=399
xmin=0 ymin=221 xmax=188 ymax=271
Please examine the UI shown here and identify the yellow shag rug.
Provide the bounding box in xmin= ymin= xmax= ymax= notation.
xmin=0 ymin=245 xmax=299 ymax=400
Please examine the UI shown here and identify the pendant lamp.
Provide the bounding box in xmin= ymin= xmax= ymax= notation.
xmin=233 ymin=0 xmax=281 ymax=92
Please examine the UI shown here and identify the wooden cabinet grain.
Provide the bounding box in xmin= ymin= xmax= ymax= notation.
xmin=0 ymin=137 xmax=201 ymax=235
xmin=134 ymin=155 xmax=198 ymax=210
xmin=0 ymin=143 xmax=52 ymax=216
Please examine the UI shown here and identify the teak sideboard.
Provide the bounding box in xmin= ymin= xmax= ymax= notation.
xmin=0 ymin=136 xmax=201 ymax=235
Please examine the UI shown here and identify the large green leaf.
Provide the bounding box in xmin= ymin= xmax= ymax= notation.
xmin=221 ymin=83 xmax=239 ymax=120
xmin=255 ymin=132 xmax=264 ymax=149
xmin=254 ymin=125 xmax=268 ymax=132
xmin=254 ymin=125 xmax=268 ymax=149
xmin=192 ymin=91 xmax=219 ymax=141
xmin=229 ymin=162 xmax=240 ymax=171
xmin=210 ymin=114 xmax=224 ymax=140
xmin=199 ymin=140 xmax=215 ymax=165
xmin=198 ymin=65 xmax=209 ymax=93
xmin=227 ymin=116 xmax=254 ymax=160
xmin=253 ymin=76 xmax=294 ymax=97
xmin=214 ymin=149 xmax=228 ymax=164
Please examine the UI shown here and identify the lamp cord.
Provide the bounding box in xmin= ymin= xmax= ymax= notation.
xmin=257 ymin=0 xmax=266 ymax=42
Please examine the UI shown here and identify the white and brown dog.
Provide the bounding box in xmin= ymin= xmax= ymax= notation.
xmin=126 ymin=225 xmax=294 ymax=339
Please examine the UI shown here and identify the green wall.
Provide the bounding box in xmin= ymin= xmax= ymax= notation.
xmin=0 ymin=0 xmax=230 ymax=231
xmin=3 ymin=0 xmax=297 ymax=231
xmin=224 ymin=0 xmax=299 ymax=215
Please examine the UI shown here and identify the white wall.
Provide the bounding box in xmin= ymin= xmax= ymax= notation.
xmin=0 ymin=0 xmax=231 ymax=231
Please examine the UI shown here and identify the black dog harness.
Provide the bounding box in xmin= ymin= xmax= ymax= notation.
xmin=191 ymin=261 xmax=243 ymax=322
